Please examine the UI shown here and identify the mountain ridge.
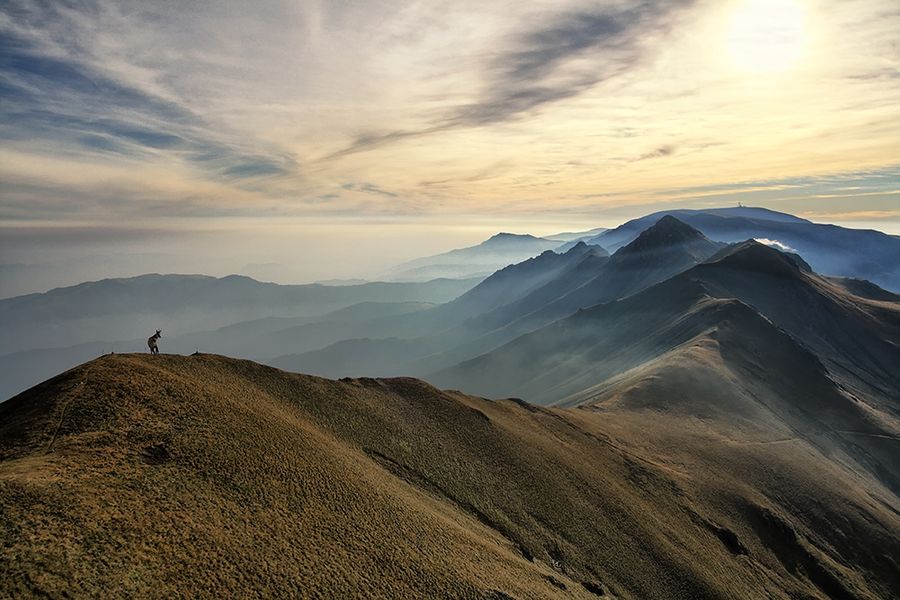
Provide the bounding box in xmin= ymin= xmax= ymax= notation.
xmin=432 ymin=239 xmax=900 ymax=432
xmin=270 ymin=218 xmax=725 ymax=380
xmin=577 ymin=207 xmax=899 ymax=291
xmin=2 ymin=353 xmax=898 ymax=598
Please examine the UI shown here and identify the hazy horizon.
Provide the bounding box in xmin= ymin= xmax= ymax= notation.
xmin=0 ymin=204 xmax=897 ymax=298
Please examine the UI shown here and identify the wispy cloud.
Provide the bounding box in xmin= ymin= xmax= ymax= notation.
xmin=0 ymin=23 xmax=296 ymax=185
xmin=446 ymin=0 xmax=696 ymax=128
xmin=637 ymin=145 xmax=677 ymax=161
xmin=1 ymin=0 xmax=899 ymax=236
xmin=331 ymin=1 xmax=698 ymax=158
xmin=326 ymin=127 xmax=443 ymax=160
xmin=341 ymin=182 xmax=398 ymax=198
xmin=754 ymin=238 xmax=796 ymax=253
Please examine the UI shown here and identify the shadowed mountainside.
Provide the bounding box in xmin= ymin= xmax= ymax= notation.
xmin=1 ymin=354 xmax=897 ymax=598
xmin=272 ymin=217 xmax=723 ymax=379
xmin=433 ymin=240 xmax=899 ymax=413
xmin=575 ymin=207 xmax=900 ymax=291
xmin=432 ymin=241 xmax=900 ymax=499
xmin=477 ymin=215 xmax=724 ymax=332
xmin=429 ymin=241 xmax=608 ymax=323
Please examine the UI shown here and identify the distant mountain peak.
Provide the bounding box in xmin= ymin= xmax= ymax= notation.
xmin=562 ymin=240 xmax=600 ymax=255
xmin=709 ymin=240 xmax=808 ymax=277
xmin=469 ymin=232 xmax=553 ymax=250
xmin=389 ymin=231 xmax=561 ymax=279
xmin=485 ymin=232 xmax=541 ymax=242
xmin=655 ymin=214 xmax=703 ymax=233
xmin=620 ymin=215 xmax=709 ymax=253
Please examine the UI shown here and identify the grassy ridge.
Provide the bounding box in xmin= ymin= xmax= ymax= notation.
xmin=1 ymin=354 xmax=897 ymax=598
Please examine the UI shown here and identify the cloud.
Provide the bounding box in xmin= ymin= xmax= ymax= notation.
xmin=637 ymin=145 xmax=676 ymax=161
xmin=0 ymin=10 xmax=296 ymax=189
xmin=341 ymin=182 xmax=398 ymax=198
xmin=329 ymin=0 xmax=698 ymax=158
xmin=446 ymin=1 xmax=696 ymax=127
xmin=754 ymin=238 xmax=796 ymax=253
xmin=2 ymin=0 xmax=900 ymax=236
xmin=326 ymin=127 xmax=443 ymax=160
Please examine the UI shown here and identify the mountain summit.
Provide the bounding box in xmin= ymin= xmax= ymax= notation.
xmin=480 ymin=232 xmax=546 ymax=246
xmin=512 ymin=217 xmax=722 ymax=326
xmin=620 ymin=214 xmax=712 ymax=253
xmin=709 ymin=239 xmax=812 ymax=276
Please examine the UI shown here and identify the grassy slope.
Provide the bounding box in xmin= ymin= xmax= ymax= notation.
xmin=1 ymin=354 xmax=898 ymax=599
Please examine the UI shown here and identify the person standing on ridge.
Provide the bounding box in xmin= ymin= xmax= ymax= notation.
xmin=148 ymin=330 xmax=162 ymax=355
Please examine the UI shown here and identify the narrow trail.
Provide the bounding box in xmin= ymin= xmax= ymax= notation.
xmin=734 ymin=437 xmax=799 ymax=445
xmin=836 ymin=431 xmax=900 ymax=441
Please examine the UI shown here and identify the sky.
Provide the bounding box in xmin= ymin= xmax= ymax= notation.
xmin=1 ymin=0 xmax=899 ymax=294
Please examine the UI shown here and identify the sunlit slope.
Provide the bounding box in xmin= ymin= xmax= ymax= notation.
xmin=2 ymin=354 xmax=898 ymax=598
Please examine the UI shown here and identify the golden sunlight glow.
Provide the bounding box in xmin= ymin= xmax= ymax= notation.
xmin=726 ymin=0 xmax=808 ymax=73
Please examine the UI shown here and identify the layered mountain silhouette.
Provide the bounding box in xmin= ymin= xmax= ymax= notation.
xmin=6 ymin=207 xmax=895 ymax=403
xmin=565 ymin=207 xmax=809 ymax=252
xmin=0 ymin=275 xmax=480 ymax=399
xmin=0 ymin=301 xmax=439 ymax=401
xmin=490 ymin=215 xmax=724 ymax=328
xmin=0 ymin=273 xmax=480 ymax=356
xmin=268 ymin=242 xmax=614 ymax=378
xmin=273 ymin=217 xmax=725 ymax=378
xmin=4 ymin=206 xmax=900 ymax=598
xmin=433 ymin=239 xmax=900 ymax=494
xmin=387 ymin=232 xmax=566 ymax=281
xmin=567 ymin=207 xmax=900 ymax=291
xmin=386 ymin=228 xmax=609 ymax=282
xmin=2 ymin=354 xmax=897 ymax=598
xmin=545 ymin=226 xmax=608 ymax=243
xmin=434 ymin=238 xmax=899 ymax=408
xmin=433 ymin=241 xmax=609 ymax=322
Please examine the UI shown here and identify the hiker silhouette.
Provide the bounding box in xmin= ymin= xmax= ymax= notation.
xmin=148 ymin=330 xmax=162 ymax=355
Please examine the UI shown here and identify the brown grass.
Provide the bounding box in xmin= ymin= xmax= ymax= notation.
xmin=1 ymin=354 xmax=897 ymax=599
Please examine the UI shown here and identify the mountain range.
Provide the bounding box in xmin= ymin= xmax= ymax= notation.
xmin=0 ymin=276 xmax=479 ymax=399
xmin=435 ymin=237 xmax=899 ymax=403
xmin=271 ymin=217 xmax=728 ymax=379
xmin=567 ymin=207 xmax=900 ymax=291
xmin=2 ymin=205 xmax=899 ymax=598
xmin=393 ymin=207 xmax=900 ymax=291
xmin=272 ymin=210 xmax=899 ymax=382
xmin=386 ymin=230 xmax=604 ymax=281
xmin=6 ymin=206 xmax=895 ymax=403
xmin=4 ymin=207 xmax=898 ymax=406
